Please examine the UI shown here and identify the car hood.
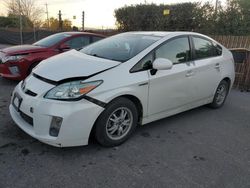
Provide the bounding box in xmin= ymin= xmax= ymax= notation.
xmin=1 ymin=44 xmax=46 ymax=55
xmin=33 ymin=50 xmax=121 ymax=82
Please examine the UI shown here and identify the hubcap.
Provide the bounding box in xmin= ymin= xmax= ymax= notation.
xmin=215 ymin=84 xmax=227 ymax=105
xmin=106 ymin=107 xmax=133 ymax=140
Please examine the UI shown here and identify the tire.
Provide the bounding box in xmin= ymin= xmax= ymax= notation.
xmin=95 ymin=97 xmax=138 ymax=147
xmin=209 ymin=80 xmax=230 ymax=109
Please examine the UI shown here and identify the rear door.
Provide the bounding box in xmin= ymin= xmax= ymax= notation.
xmin=191 ymin=36 xmax=223 ymax=100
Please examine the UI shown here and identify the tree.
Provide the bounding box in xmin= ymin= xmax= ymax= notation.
xmin=114 ymin=3 xmax=212 ymax=32
xmin=114 ymin=1 xmax=250 ymax=35
xmin=215 ymin=0 xmax=247 ymax=35
xmin=0 ymin=15 xmax=33 ymax=28
xmin=4 ymin=0 xmax=43 ymax=27
xmin=42 ymin=17 xmax=72 ymax=31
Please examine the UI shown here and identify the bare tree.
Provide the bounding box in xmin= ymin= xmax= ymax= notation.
xmin=4 ymin=0 xmax=44 ymax=26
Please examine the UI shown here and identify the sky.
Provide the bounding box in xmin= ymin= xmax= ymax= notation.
xmin=0 ymin=0 xmax=222 ymax=29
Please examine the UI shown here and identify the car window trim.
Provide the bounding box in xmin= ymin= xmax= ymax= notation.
xmin=130 ymin=35 xmax=193 ymax=73
xmin=190 ymin=35 xmax=223 ymax=61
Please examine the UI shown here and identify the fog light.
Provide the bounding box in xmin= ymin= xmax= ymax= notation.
xmin=9 ymin=66 xmax=20 ymax=75
xmin=49 ymin=116 xmax=63 ymax=137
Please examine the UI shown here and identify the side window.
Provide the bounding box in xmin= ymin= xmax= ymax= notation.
xmin=155 ymin=37 xmax=191 ymax=64
xmin=65 ymin=36 xmax=90 ymax=49
xmin=92 ymin=36 xmax=103 ymax=43
xmin=130 ymin=53 xmax=154 ymax=73
xmin=193 ymin=37 xmax=221 ymax=59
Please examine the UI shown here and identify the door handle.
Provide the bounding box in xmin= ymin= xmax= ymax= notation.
xmin=215 ymin=63 xmax=220 ymax=69
xmin=186 ymin=70 xmax=194 ymax=77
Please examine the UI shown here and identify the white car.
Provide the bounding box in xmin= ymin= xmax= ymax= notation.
xmin=9 ymin=32 xmax=235 ymax=147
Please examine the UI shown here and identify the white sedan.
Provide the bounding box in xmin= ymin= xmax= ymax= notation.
xmin=9 ymin=32 xmax=235 ymax=147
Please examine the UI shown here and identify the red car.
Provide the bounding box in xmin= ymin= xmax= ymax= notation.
xmin=0 ymin=32 xmax=104 ymax=80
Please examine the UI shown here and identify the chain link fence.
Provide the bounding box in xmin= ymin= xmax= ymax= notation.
xmin=0 ymin=28 xmax=57 ymax=45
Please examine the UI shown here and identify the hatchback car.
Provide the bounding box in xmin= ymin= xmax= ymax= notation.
xmin=0 ymin=32 xmax=104 ymax=80
xmin=9 ymin=32 xmax=235 ymax=147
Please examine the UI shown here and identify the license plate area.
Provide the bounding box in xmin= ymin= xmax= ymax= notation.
xmin=12 ymin=92 xmax=23 ymax=112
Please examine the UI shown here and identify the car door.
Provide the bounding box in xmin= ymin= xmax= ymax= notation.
xmin=147 ymin=36 xmax=197 ymax=116
xmin=191 ymin=36 xmax=222 ymax=100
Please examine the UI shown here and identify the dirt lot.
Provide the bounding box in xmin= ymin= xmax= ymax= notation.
xmin=0 ymin=76 xmax=250 ymax=188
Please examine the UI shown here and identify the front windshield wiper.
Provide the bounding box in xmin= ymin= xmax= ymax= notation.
xmin=91 ymin=54 xmax=124 ymax=62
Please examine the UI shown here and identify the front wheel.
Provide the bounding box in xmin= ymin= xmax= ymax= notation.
xmin=95 ymin=97 xmax=138 ymax=147
xmin=209 ymin=80 xmax=230 ymax=108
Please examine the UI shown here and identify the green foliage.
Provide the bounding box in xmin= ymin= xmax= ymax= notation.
xmin=42 ymin=17 xmax=72 ymax=31
xmin=114 ymin=0 xmax=250 ymax=35
xmin=0 ymin=15 xmax=33 ymax=28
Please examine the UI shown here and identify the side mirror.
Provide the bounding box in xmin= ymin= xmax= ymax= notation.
xmin=153 ymin=58 xmax=173 ymax=70
xmin=59 ymin=43 xmax=70 ymax=51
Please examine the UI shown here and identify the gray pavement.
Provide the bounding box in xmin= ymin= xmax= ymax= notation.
xmin=0 ymin=77 xmax=250 ymax=188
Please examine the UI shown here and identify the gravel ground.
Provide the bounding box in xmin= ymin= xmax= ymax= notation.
xmin=0 ymin=77 xmax=250 ymax=188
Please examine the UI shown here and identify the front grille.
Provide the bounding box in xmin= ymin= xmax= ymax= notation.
xmin=20 ymin=111 xmax=33 ymax=126
xmin=21 ymin=81 xmax=37 ymax=97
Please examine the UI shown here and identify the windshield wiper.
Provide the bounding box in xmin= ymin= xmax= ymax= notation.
xmin=85 ymin=53 xmax=123 ymax=62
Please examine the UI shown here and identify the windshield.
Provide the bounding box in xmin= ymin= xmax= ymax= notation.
xmin=81 ymin=33 xmax=161 ymax=62
xmin=34 ymin=33 xmax=71 ymax=47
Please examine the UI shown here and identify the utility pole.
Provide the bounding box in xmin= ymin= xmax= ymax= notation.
xmin=215 ymin=0 xmax=219 ymax=17
xmin=58 ymin=10 xmax=63 ymax=30
xmin=18 ymin=0 xmax=23 ymax=44
xmin=82 ymin=11 xmax=85 ymax=31
xmin=45 ymin=3 xmax=49 ymax=29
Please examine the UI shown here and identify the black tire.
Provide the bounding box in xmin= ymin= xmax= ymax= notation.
xmin=209 ymin=80 xmax=230 ymax=109
xmin=95 ymin=97 xmax=138 ymax=147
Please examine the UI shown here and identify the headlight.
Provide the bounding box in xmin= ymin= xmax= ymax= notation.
xmin=44 ymin=80 xmax=103 ymax=100
xmin=2 ymin=55 xmax=27 ymax=63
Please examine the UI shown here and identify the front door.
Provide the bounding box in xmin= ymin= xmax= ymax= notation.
xmin=148 ymin=36 xmax=196 ymax=116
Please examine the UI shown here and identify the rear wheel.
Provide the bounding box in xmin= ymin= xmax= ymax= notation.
xmin=95 ymin=97 xmax=138 ymax=147
xmin=209 ymin=80 xmax=229 ymax=108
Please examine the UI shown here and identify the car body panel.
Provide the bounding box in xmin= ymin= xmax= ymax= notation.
xmin=10 ymin=80 xmax=104 ymax=147
xmin=33 ymin=50 xmax=121 ymax=81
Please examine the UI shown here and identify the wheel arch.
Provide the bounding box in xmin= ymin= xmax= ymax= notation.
xmin=222 ymin=77 xmax=231 ymax=88
xmin=88 ymin=94 xmax=144 ymax=143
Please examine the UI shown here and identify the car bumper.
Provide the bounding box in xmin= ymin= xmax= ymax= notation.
xmin=0 ymin=63 xmax=24 ymax=80
xmin=9 ymin=82 xmax=104 ymax=147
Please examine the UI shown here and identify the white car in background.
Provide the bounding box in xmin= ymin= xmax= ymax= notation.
xmin=9 ymin=32 xmax=235 ymax=147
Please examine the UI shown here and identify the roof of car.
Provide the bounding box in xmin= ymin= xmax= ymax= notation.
xmin=127 ymin=31 xmax=201 ymax=37
xmin=60 ymin=31 xmax=105 ymax=37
